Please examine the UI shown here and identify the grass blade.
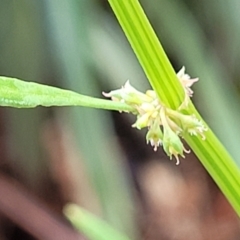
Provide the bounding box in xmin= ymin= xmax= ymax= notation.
xmin=108 ymin=0 xmax=240 ymax=216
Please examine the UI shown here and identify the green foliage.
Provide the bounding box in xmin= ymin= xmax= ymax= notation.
xmin=0 ymin=0 xmax=240 ymax=239
xmin=0 ymin=76 xmax=133 ymax=111
xmin=44 ymin=0 xmax=137 ymax=237
xmin=64 ymin=204 xmax=131 ymax=240
xmin=143 ymin=0 xmax=240 ymax=166
xmin=108 ymin=0 xmax=240 ymax=217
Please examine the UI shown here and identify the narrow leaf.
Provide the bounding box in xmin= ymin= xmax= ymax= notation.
xmin=64 ymin=204 xmax=131 ymax=240
xmin=0 ymin=76 xmax=133 ymax=112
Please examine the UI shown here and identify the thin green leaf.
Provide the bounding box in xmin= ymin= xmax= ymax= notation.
xmin=64 ymin=204 xmax=131 ymax=240
xmin=0 ymin=76 xmax=133 ymax=112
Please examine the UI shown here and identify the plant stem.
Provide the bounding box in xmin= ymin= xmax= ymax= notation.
xmin=108 ymin=0 xmax=240 ymax=216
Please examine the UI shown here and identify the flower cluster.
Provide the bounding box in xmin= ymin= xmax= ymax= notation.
xmin=103 ymin=67 xmax=207 ymax=165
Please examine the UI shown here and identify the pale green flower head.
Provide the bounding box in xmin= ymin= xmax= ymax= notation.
xmin=103 ymin=67 xmax=207 ymax=164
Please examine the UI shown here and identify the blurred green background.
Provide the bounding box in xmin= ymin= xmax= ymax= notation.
xmin=0 ymin=0 xmax=239 ymax=239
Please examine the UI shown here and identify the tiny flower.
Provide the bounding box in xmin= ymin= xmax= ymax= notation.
xmin=132 ymin=112 xmax=151 ymax=129
xmin=187 ymin=121 xmax=207 ymax=140
xmin=103 ymin=81 xmax=152 ymax=105
xmin=177 ymin=66 xmax=199 ymax=97
xmin=166 ymin=108 xmax=207 ymax=139
xmin=177 ymin=66 xmax=199 ymax=109
xmin=146 ymin=118 xmax=163 ymax=151
xmin=146 ymin=90 xmax=157 ymax=99
xmin=166 ymin=117 xmax=182 ymax=135
xmin=162 ymin=125 xmax=188 ymax=165
xmin=160 ymin=107 xmax=189 ymax=164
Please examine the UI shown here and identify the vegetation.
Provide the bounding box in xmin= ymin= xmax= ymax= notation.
xmin=0 ymin=0 xmax=239 ymax=239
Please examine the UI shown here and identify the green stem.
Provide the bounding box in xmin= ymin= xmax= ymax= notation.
xmin=108 ymin=0 xmax=240 ymax=216
xmin=108 ymin=0 xmax=184 ymax=109
xmin=64 ymin=204 xmax=131 ymax=240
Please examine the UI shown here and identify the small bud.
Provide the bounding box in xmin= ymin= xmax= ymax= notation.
xmin=177 ymin=66 xmax=198 ymax=109
xmin=166 ymin=117 xmax=182 ymax=134
xmin=102 ymin=89 xmax=124 ymax=102
xmin=132 ymin=112 xmax=151 ymax=129
xmin=166 ymin=109 xmax=207 ymax=139
xmin=139 ymin=102 xmax=155 ymax=112
xmin=177 ymin=66 xmax=199 ymax=97
xmin=162 ymin=125 xmax=186 ymax=165
xmin=146 ymin=118 xmax=163 ymax=151
xmin=103 ymin=81 xmax=152 ymax=106
xmin=146 ymin=90 xmax=157 ymax=98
